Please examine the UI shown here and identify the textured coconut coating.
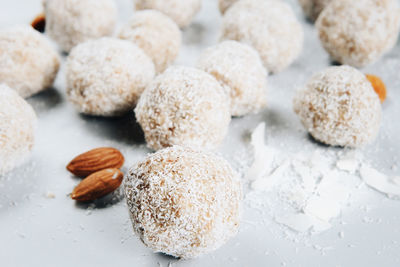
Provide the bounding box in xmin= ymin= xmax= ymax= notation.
xmin=197 ymin=41 xmax=267 ymax=116
xmin=298 ymin=0 xmax=332 ymax=22
xmin=134 ymin=0 xmax=201 ymax=28
xmin=119 ymin=10 xmax=181 ymax=73
xmin=293 ymin=66 xmax=381 ymax=148
xmin=0 ymin=85 xmax=37 ymax=175
xmin=0 ymin=25 xmax=60 ymax=98
xmin=124 ymin=146 xmax=242 ymax=259
xmin=316 ymin=0 xmax=400 ymax=68
xmin=135 ymin=66 xmax=231 ymax=151
xmin=66 ymin=38 xmax=155 ymax=117
xmin=218 ymin=0 xmax=239 ymax=14
xmin=44 ymin=0 xmax=117 ymax=52
xmin=220 ymin=0 xmax=304 ymax=73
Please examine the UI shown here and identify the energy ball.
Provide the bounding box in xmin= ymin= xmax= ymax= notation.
xmin=219 ymin=0 xmax=238 ymax=14
xmin=134 ymin=0 xmax=201 ymax=28
xmin=0 ymin=84 xmax=37 ymax=175
xmin=0 ymin=25 xmax=60 ymax=98
xmin=293 ymin=66 xmax=381 ymax=148
xmin=298 ymin=0 xmax=331 ymax=22
xmin=124 ymin=146 xmax=242 ymax=258
xmin=119 ymin=10 xmax=181 ymax=73
xmin=66 ymin=37 xmax=155 ymax=116
xmin=44 ymin=0 xmax=117 ymax=52
xmin=135 ymin=66 xmax=231 ymax=150
xmin=197 ymin=41 xmax=267 ymax=116
xmin=221 ymin=0 xmax=304 ymax=73
xmin=316 ymin=0 xmax=400 ymax=67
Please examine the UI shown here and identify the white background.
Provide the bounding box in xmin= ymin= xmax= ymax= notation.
xmin=0 ymin=0 xmax=399 ymax=266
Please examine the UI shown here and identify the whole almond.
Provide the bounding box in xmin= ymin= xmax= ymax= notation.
xmin=67 ymin=147 xmax=124 ymax=177
xmin=31 ymin=13 xmax=46 ymax=33
xmin=71 ymin=168 xmax=124 ymax=202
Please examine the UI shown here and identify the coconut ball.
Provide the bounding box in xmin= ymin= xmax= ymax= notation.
xmin=135 ymin=66 xmax=231 ymax=150
xmin=298 ymin=0 xmax=332 ymax=22
xmin=124 ymin=146 xmax=242 ymax=258
xmin=293 ymin=66 xmax=381 ymax=148
xmin=44 ymin=0 xmax=117 ymax=52
xmin=134 ymin=0 xmax=201 ymax=28
xmin=119 ymin=10 xmax=181 ymax=73
xmin=220 ymin=0 xmax=304 ymax=73
xmin=219 ymin=0 xmax=238 ymax=14
xmin=0 ymin=25 xmax=60 ymax=98
xmin=0 ymin=84 xmax=37 ymax=175
xmin=66 ymin=37 xmax=155 ymax=116
xmin=316 ymin=0 xmax=400 ymax=67
xmin=197 ymin=41 xmax=267 ymax=116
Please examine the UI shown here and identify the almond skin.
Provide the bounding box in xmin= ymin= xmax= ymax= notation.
xmin=71 ymin=168 xmax=123 ymax=202
xmin=31 ymin=13 xmax=46 ymax=33
xmin=67 ymin=147 xmax=124 ymax=177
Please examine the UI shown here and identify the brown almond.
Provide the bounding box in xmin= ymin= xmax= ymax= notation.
xmin=31 ymin=13 xmax=46 ymax=33
xmin=71 ymin=168 xmax=124 ymax=202
xmin=67 ymin=147 xmax=124 ymax=177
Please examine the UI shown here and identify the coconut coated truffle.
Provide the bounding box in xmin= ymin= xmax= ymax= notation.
xmin=124 ymin=146 xmax=242 ymax=259
xmin=0 ymin=25 xmax=60 ymax=98
xmin=119 ymin=10 xmax=181 ymax=73
xmin=66 ymin=37 xmax=155 ymax=116
xmin=0 ymin=84 xmax=37 ymax=175
xmin=316 ymin=0 xmax=400 ymax=67
xmin=293 ymin=66 xmax=381 ymax=147
xmin=221 ymin=0 xmax=304 ymax=73
xmin=44 ymin=0 xmax=117 ymax=52
xmin=298 ymin=0 xmax=332 ymax=22
xmin=135 ymin=66 xmax=231 ymax=150
xmin=134 ymin=0 xmax=201 ymax=28
xmin=197 ymin=41 xmax=267 ymax=116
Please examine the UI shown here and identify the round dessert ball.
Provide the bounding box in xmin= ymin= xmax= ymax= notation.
xmin=66 ymin=37 xmax=155 ymax=116
xmin=124 ymin=146 xmax=242 ymax=258
xmin=118 ymin=10 xmax=181 ymax=73
xmin=219 ymin=0 xmax=238 ymax=14
xmin=316 ymin=0 xmax=400 ymax=67
xmin=293 ymin=66 xmax=381 ymax=147
xmin=197 ymin=41 xmax=267 ymax=116
xmin=134 ymin=0 xmax=201 ymax=28
xmin=220 ymin=0 xmax=304 ymax=73
xmin=0 ymin=84 xmax=37 ymax=175
xmin=0 ymin=25 xmax=60 ymax=98
xmin=44 ymin=0 xmax=117 ymax=52
xmin=135 ymin=66 xmax=231 ymax=150
xmin=298 ymin=0 xmax=332 ymax=22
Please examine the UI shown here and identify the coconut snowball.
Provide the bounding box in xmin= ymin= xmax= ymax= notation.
xmin=219 ymin=0 xmax=238 ymax=14
xmin=316 ymin=0 xmax=400 ymax=67
xmin=135 ymin=66 xmax=231 ymax=150
xmin=197 ymin=41 xmax=267 ymax=116
xmin=0 ymin=84 xmax=37 ymax=175
xmin=124 ymin=146 xmax=242 ymax=259
xmin=119 ymin=10 xmax=181 ymax=73
xmin=44 ymin=0 xmax=117 ymax=52
xmin=293 ymin=66 xmax=381 ymax=147
xmin=220 ymin=0 xmax=304 ymax=73
xmin=298 ymin=0 xmax=331 ymax=22
xmin=0 ymin=25 xmax=60 ymax=98
xmin=134 ymin=0 xmax=201 ymax=28
xmin=66 ymin=37 xmax=155 ymax=116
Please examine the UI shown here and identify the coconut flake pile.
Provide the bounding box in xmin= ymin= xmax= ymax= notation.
xmin=124 ymin=146 xmax=242 ymax=259
xmin=244 ymin=123 xmax=400 ymax=234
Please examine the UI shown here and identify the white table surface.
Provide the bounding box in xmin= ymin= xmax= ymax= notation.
xmin=0 ymin=0 xmax=399 ymax=266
